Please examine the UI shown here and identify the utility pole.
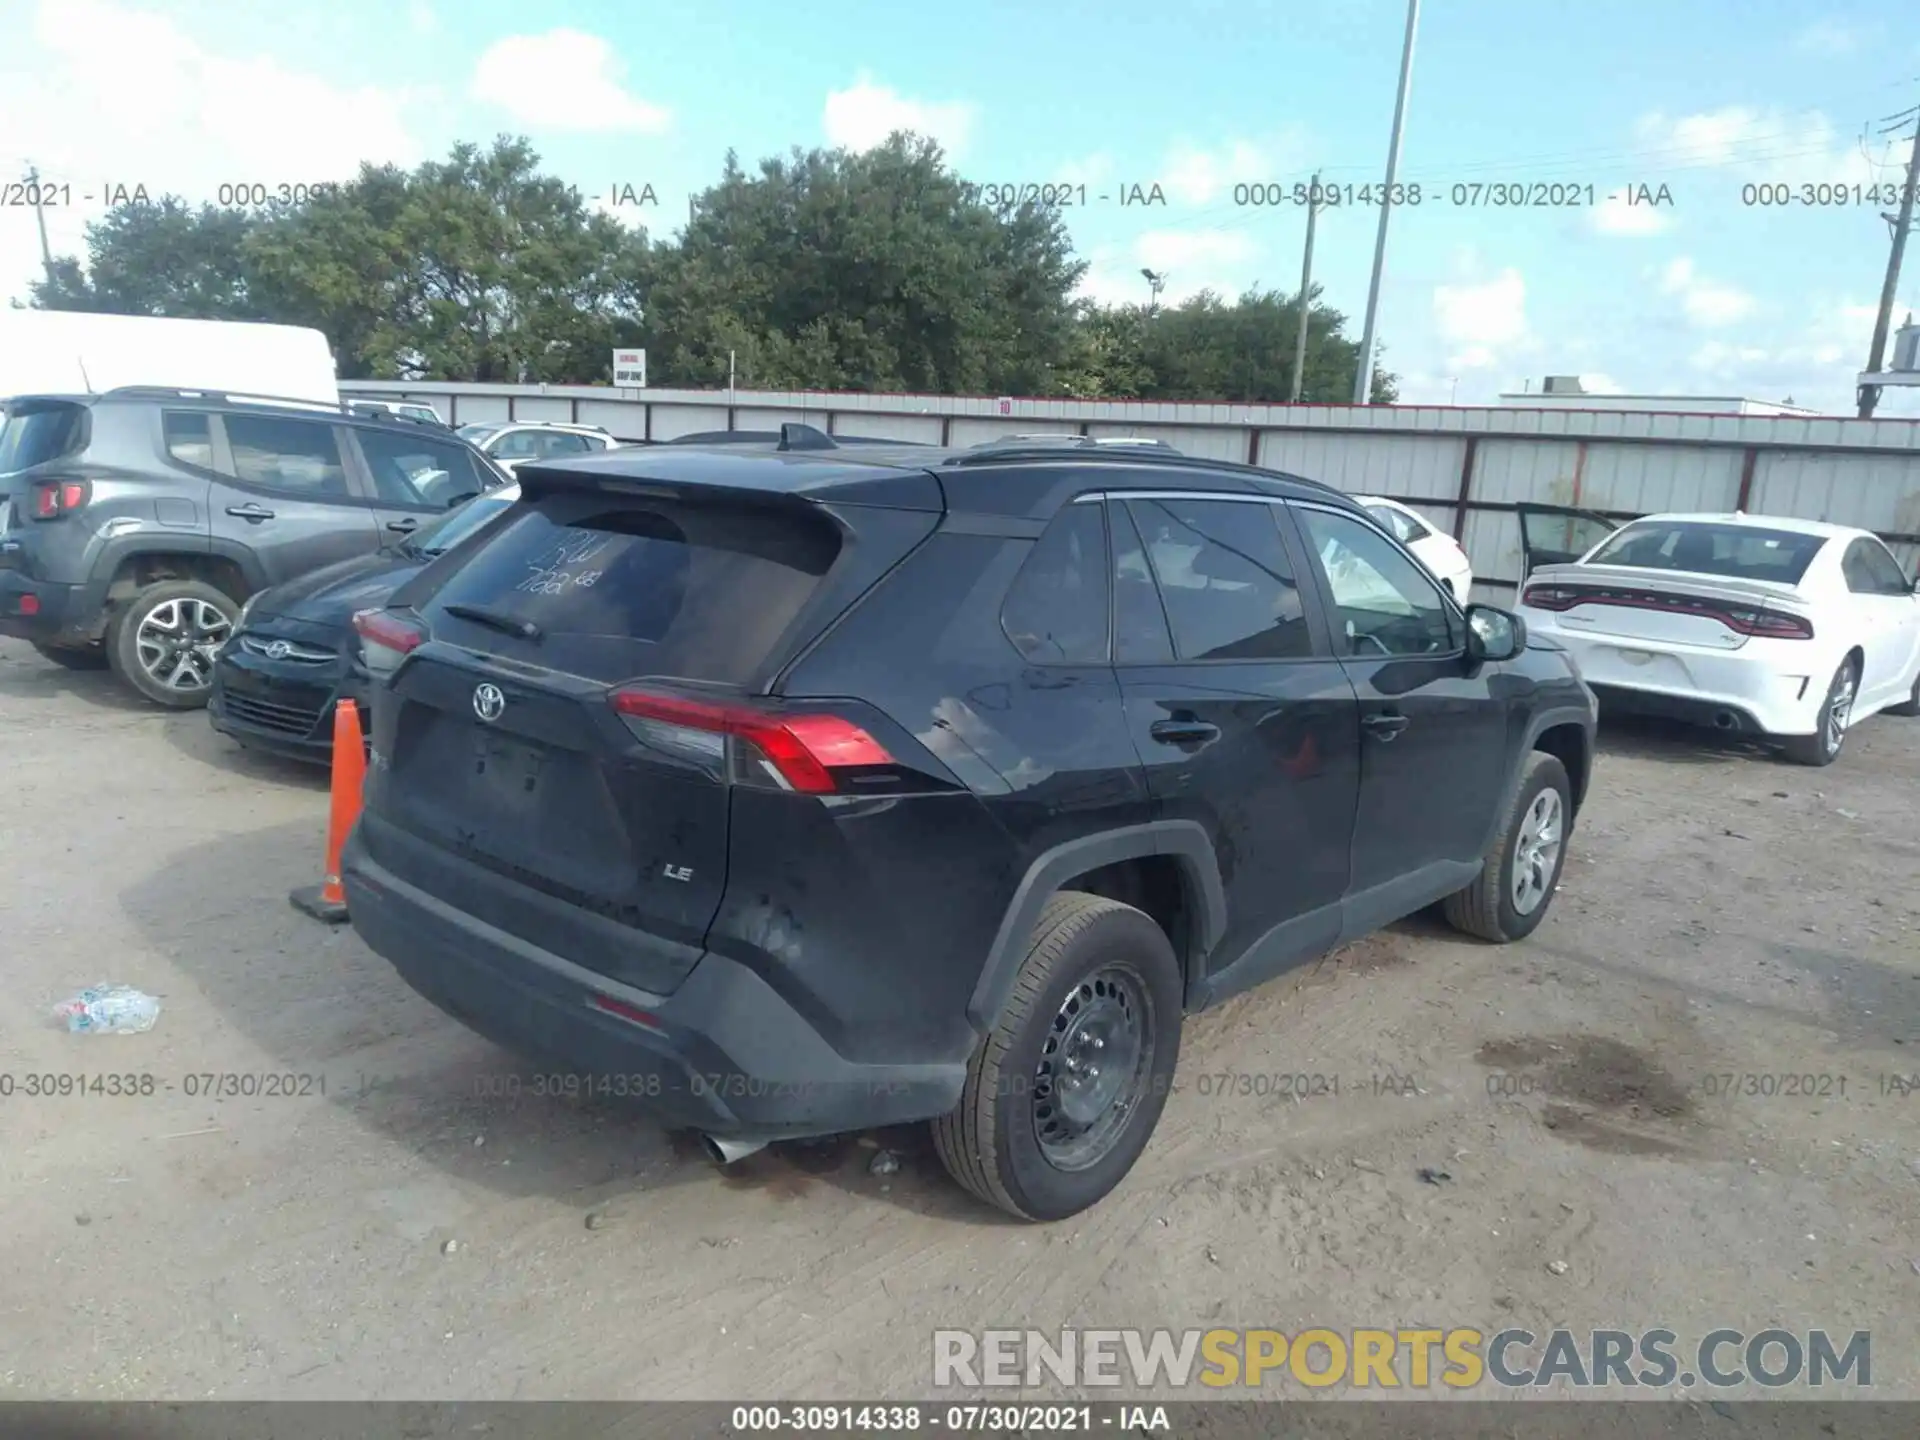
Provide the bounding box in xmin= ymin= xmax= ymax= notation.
xmin=1352 ymin=0 xmax=1421 ymax=404
xmin=25 ymin=163 xmax=56 ymax=290
xmin=1290 ymin=172 xmax=1321 ymax=403
xmin=1857 ymin=107 xmax=1920 ymax=418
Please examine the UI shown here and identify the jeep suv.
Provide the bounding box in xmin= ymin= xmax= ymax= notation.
xmin=0 ymin=387 xmax=507 ymax=707
xmin=340 ymin=439 xmax=1597 ymax=1221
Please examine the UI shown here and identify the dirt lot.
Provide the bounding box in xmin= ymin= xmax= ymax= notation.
xmin=2 ymin=634 xmax=1917 ymax=1406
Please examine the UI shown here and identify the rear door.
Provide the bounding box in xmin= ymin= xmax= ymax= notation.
xmin=1108 ymin=491 xmax=1361 ymax=991
xmin=364 ymin=486 xmax=853 ymax=991
xmin=209 ymin=411 xmax=381 ymax=585
xmin=1517 ymin=502 xmax=1628 ymax=575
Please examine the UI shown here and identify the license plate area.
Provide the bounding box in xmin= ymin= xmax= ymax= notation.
xmin=468 ymin=731 xmax=549 ymax=832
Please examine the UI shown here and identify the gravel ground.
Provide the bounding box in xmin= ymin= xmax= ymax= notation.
xmin=1 ymin=636 xmax=1916 ymax=1408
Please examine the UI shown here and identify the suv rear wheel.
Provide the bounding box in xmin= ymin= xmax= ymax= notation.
xmin=109 ymin=579 xmax=239 ymax=709
xmin=1442 ymin=750 xmax=1572 ymax=943
xmin=933 ymin=891 xmax=1182 ymax=1222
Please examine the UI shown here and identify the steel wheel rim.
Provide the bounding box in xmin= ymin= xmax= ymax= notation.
xmin=1824 ymin=669 xmax=1854 ymax=755
xmin=1510 ymin=787 xmax=1564 ymax=916
xmin=134 ymin=597 xmax=232 ymax=692
xmin=1033 ymin=966 xmax=1152 ymax=1172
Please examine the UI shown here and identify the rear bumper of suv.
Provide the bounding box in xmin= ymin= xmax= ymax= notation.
xmin=341 ymin=826 xmax=968 ymax=1142
xmin=0 ymin=572 xmax=91 ymax=646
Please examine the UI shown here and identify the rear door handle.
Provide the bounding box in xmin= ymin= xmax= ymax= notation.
xmin=1150 ymin=719 xmax=1221 ymax=748
xmin=386 ymin=517 xmax=419 ymax=534
xmin=225 ymin=503 xmax=275 ymax=522
xmin=1362 ymin=712 xmax=1410 ymax=741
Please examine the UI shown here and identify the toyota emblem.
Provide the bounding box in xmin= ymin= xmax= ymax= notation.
xmin=473 ymin=683 xmax=506 ymax=722
xmin=263 ymin=640 xmax=291 ymax=661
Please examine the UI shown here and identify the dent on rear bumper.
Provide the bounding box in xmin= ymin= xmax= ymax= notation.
xmin=340 ymin=829 xmax=968 ymax=1141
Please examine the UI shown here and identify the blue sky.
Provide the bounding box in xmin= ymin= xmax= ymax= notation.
xmin=4 ymin=0 xmax=1919 ymax=412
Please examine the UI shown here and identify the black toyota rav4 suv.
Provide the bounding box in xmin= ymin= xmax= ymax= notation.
xmin=342 ymin=438 xmax=1597 ymax=1221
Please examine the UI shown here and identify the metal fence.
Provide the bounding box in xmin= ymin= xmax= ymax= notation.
xmin=342 ymin=381 xmax=1920 ymax=601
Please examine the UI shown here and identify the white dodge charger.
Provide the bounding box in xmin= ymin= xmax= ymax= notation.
xmin=1517 ymin=512 xmax=1920 ymax=766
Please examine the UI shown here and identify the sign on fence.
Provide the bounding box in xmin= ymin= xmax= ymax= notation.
xmin=613 ymin=349 xmax=647 ymax=387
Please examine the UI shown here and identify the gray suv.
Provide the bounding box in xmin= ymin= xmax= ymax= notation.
xmin=0 ymin=386 xmax=507 ymax=707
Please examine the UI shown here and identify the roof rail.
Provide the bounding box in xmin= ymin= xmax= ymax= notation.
xmin=968 ymin=434 xmax=1183 ymax=454
xmin=103 ymin=385 xmax=435 ymax=426
xmin=943 ymin=443 xmax=1346 ymax=495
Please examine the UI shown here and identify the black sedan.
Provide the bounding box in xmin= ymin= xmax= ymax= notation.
xmin=208 ymin=484 xmax=520 ymax=764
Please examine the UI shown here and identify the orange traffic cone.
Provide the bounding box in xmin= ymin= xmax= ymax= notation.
xmin=289 ymin=698 xmax=367 ymax=924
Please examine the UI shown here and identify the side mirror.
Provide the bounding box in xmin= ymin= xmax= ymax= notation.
xmin=1465 ymin=604 xmax=1526 ymax=662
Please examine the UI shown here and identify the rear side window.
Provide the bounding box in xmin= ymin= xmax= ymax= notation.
xmin=1125 ymin=497 xmax=1314 ymax=661
xmin=424 ymin=496 xmax=840 ymax=684
xmin=0 ymin=402 xmax=89 ymax=472
xmin=1001 ymin=503 xmax=1109 ymax=664
xmin=1587 ymin=521 xmax=1826 ymax=584
xmin=164 ymin=411 xmax=213 ymax=468
xmin=1842 ymin=538 xmax=1910 ymax=596
xmin=357 ymin=427 xmax=486 ymax=508
xmin=223 ymin=414 xmax=351 ymax=500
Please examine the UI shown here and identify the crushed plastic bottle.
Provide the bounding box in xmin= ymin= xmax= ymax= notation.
xmin=53 ymin=985 xmax=161 ymax=1035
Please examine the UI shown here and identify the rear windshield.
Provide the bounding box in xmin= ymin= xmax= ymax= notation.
xmin=456 ymin=423 xmax=502 ymax=442
xmin=422 ymin=495 xmax=840 ymax=684
xmin=0 ymin=402 xmax=89 ymax=473
xmin=1585 ymin=521 xmax=1826 ymax=584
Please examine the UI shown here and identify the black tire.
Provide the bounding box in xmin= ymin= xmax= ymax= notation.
xmin=1886 ymin=667 xmax=1920 ymax=718
xmin=107 ymin=579 xmax=239 ymax=710
xmin=31 ymin=642 xmax=109 ymax=670
xmin=932 ymin=892 xmax=1183 ymax=1222
xmin=1442 ymin=750 xmax=1572 ymax=943
xmin=1778 ymin=658 xmax=1857 ymax=766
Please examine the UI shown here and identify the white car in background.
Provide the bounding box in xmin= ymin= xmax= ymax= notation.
xmin=454 ymin=421 xmax=619 ymax=473
xmin=1352 ymin=494 xmax=1473 ymax=602
xmin=1517 ymin=511 xmax=1920 ymax=766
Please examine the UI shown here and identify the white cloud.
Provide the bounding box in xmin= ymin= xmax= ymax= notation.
xmin=407 ymin=1 xmax=438 ymax=35
xmin=1659 ymin=256 xmax=1756 ymax=327
xmin=1631 ymin=106 xmax=1883 ymax=187
xmin=1590 ymin=190 xmax=1672 ymax=237
xmin=1073 ymin=229 xmax=1261 ymax=307
xmin=1434 ymin=268 xmax=1530 ymax=370
xmin=1681 ymin=298 xmax=1895 ymax=410
xmin=1160 ymin=130 xmax=1312 ymax=205
xmin=823 ymin=76 xmax=976 ymax=157
xmin=470 ymin=31 xmax=670 ymax=134
xmin=1793 ymin=19 xmax=1861 ymax=55
xmin=0 ymin=0 xmax=423 ymax=300
xmin=1056 ymin=153 xmax=1114 ymax=189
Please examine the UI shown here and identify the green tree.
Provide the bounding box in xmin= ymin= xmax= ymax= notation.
xmin=30 ymin=199 xmax=259 ymax=318
xmin=644 ymin=134 xmax=1087 ymax=392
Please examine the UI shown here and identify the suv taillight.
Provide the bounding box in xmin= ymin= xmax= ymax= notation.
xmin=610 ymin=688 xmax=894 ymax=793
xmin=30 ymin=479 xmax=90 ymax=519
xmin=351 ymin=608 xmax=427 ymax=675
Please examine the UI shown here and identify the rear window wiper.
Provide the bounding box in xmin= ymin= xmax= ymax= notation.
xmin=443 ymin=602 xmax=543 ymax=642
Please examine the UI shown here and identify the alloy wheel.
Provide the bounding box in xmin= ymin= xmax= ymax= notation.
xmin=1510 ymin=787 xmax=1564 ymax=916
xmin=134 ymin=597 xmax=232 ymax=694
xmin=1824 ymin=668 xmax=1854 ymax=756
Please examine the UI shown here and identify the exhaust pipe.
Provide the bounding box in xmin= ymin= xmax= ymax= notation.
xmin=702 ymin=1134 xmax=767 ymax=1166
xmin=1712 ymin=710 xmax=1740 ymax=731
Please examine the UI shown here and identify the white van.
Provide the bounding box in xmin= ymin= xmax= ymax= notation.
xmin=0 ymin=311 xmax=339 ymax=405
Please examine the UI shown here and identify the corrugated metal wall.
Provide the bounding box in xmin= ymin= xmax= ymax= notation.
xmin=349 ymin=381 xmax=1920 ymax=598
